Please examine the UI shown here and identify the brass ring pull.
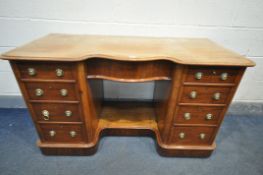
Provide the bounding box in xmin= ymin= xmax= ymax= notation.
xmin=42 ymin=110 xmax=50 ymax=120
xmin=205 ymin=113 xmax=213 ymax=120
xmin=179 ymin=132 xmax=185 ymax=139
xmin=60 ymin=89 xmax=68 ymax=96
xmin=28 ymin=68 xmax=36 ymax=76
xmin=195 ymin=72 xmax=203 ymax=80
xmin=35 ymin=88 xmax=44 ymax=97
xmin=189 ymin=91 xmax=197 ymax=99
xmin=56 ymin=68 xmax=64 ymax=77
xmin=49 ymin=130 xmax=56 ymax=137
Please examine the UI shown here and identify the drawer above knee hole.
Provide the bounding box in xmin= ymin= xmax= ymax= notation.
xmin=86 ymin=58 xmax=173 ymax=82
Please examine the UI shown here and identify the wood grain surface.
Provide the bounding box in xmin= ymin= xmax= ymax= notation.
xmin=0 ymin=34 xmax=255 ymax=66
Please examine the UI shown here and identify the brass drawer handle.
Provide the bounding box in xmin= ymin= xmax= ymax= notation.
xmin=69 ymin=131 xmax=77 ymax=138
xmin=49 ymin=130 xmax=56 ymax=137
xmin=28 ymin=68 xmax=36 ymax=76
xmin=205 ymin=113 xmax=213 ymax=120
xmin=60 ymin=89 xmax=68 ymax=96
xmin=195 ymin=72 xmax=203 ymax=80
xmin=220 ymin=72 xmax=228 ymax=81
xmin=213 ymin=92 xmax=221 ymax=100
xmin=56 ymin=68 xmax=64 ymax=77
xmin=35 ymin=88 xmax=44 ymax=96
xmin=179 ymin=132 xmax=185 ymax=139
xmin=199 ymin=133 xmax=206 ymax=140
xmin=65 ymin=110 xmax=72 ymax=117
xmin=42 ymin=110 xmax=50 ymax=120
xmin=184 ymin=113 xmax=191 ymax=120
xmin=189 ymin=91 xmax=197 ymax=99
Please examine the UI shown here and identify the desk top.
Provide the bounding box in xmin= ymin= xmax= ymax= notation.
xmin=0 ymin=34 xmax=255 ymax=67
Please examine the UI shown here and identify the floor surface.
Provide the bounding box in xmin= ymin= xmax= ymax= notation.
xmin=0 ymin=108 xmax=262 ymax=175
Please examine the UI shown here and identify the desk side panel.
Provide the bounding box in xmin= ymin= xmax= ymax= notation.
xmin=154 ymin=64 xmax=185 ymax=143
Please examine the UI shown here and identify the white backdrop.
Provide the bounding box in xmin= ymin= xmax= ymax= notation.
xmin=0 ymin=0 xmax=262 ymax=102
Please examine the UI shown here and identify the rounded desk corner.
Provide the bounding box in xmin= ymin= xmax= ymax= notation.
xmin=37 ymin=140 xmax=99 ymax=156
xmin=156 ymin=142 xmax=216 ymax=158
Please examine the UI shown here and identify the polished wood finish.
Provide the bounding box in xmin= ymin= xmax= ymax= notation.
xmin=17 ymin=61 xmax=76 ymax=80
xmin=0 ymin=34 xmax=255 ymax=67
xmin=24 ymin=82 xmax=79 ymax=101
xmin=153 ymin=79 xmax=172 ymax=142
xmin=76 ymin=62 xmax=99 ymax=141
xmin=32 ymin=103 xmax=82 ymax=122
xmin=1 ymin=34 xmax=255 ymax=157
xmin=169 ymin=126 xmax=216 ymax=145
xmin=185 ymin=66 xmax=241 ymax=83
xmin=39 ymin=124 xmax=85 ymax=143
xmin=86 ymin=58 xmax=173 ymax=82
xmin=175 ymin=106 xmax=224 ymax=125
xmin=180 ymin=86 xmax=231 ymax=104
xmin=155 ymin=64 xmax=185 ymax=143
xmin=99 ymin=101 xmax=156 ymax=129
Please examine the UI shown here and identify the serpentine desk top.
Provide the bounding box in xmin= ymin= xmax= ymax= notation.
xmin=0 ymin=33 xmax=255 ymax=67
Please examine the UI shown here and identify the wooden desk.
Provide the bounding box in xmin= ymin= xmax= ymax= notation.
xmin=0 ymin=34 xmax=255 ymax=157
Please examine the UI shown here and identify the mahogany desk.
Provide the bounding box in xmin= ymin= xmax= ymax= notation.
xmin=0 ymin=34 xmax=255 ymax=157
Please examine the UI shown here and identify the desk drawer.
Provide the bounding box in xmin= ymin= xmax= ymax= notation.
xmin=32 ymin=103 xmax=82 ymax=122
xmin=169 ymin=126 xmax=216 ymax=145
xmin=175 ymin=106 xmax=223 ymax=125
xmin=179 ymin=86 xmax=231 ymax=104
xmin=185 ymin=66 xmax=240 ymax=84
xmin=39 ymin=124 xmax=85 ymax=143
xmin=17 ymin=62 xmax=76 ymax=80
xmin=25 ymin=82 xmax=78 ymax=101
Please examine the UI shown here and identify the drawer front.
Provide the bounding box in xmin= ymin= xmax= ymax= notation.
xmin=39 ymin=124 xmax=85 ymax=143
xmin=169 ymin=126 xmax=216 ymax=145
xmin=185 ymin=66 xmax=240 ymax=84
xmin=18 ymin=62 xmax=75 ymax=80
xmin=180 ymin=86 xmax=231 ymax=104
xmin=25 ymin=82 xmax=78 ymax=101
xmin=175 ymin=106 xmax=223 ymax=125
xmin=32 ymin=103 xmax=82 ymax=122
